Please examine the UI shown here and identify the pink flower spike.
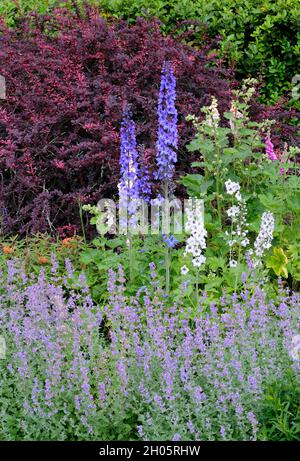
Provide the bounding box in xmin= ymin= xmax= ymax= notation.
xmin=265 ymin=133 xmax=277 ymax=161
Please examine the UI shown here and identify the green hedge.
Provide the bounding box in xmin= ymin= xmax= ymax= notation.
xmin=0 ymin=0 xmax=299 ymax=103
xmin=0 ymin=0 xmax=98 ymax=25
xmin=100 ymin=0 xmax=300 ymax=103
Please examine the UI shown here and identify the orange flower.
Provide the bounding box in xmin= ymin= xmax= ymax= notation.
xmin=2 ymin=245 xmax=14 ymax=255
xmin=61 ymin=237 xmax=76 ymax=248
xmin=38 ymin=256 xmax=49 ymax=264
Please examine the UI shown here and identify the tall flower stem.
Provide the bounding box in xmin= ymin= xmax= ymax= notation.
xmin=155 ymin=61 xmax=178 ymax=295
xmin=212 ymin=124 xmax=222 ymax=228
xmin=118 ymin=108 xmax=141 ymax=284
xmin=195 ymin=268 xmax=200 ymax=307
xmin=128 ymin=231 xmax=134 ymax=283
xmin=78 ymin=197 xmax=86 ymax=243
xmin=234 ymin=245 xmax=241 ymax=292
xmin=164 ymin=181 xmax=170 ymax=294
xmin=216 ymin=170 xmax=222 ymax=226
xmin=165 ymin=247 xmax=170 ymax=295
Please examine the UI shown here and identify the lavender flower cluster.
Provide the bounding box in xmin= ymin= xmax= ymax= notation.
xmin=1 ymin=258 xmax=299 ymax=441
xmin=0 ymin=258 xmax=111 ymax=440
xmin=105 ymin=267 xmax=300 ymax=440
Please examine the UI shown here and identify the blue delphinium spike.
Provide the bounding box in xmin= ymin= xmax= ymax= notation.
xmin=155 ymin=61 xmax=178 ymax=182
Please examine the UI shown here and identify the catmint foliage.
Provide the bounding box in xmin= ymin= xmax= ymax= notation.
xmin=0 ymin=260 xmax=299 ymax=441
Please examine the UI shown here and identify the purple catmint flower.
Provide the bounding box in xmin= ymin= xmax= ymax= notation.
xmin=50 ymin=253 xmax=59 ymax=276
xmin=220 ymin=426 xmax=226 ymax=439
xmin=1 ymin=259 xmax=300 ymax=441
xmin=241 ymin=271 xmax=247 ymax=284
xmin=155 ymin=61 xmax=178 ymax=182
xmin=187 ymin=420 xmax=195 ymax=434
xmin=137 ymin=425 xmax=144 ymax=437
xmin=65 ymin=258 xmax=74 ymax=279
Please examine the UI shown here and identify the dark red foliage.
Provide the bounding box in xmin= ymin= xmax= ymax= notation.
xmin=0 ymin=10 xmax=298 ymax=235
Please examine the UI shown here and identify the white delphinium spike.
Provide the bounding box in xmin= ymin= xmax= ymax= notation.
xmin=224 ymin=180 xmax=249 ymax=268
xmin=253 ymin=212 xmax=274 ymax=264
xmin=184 ymin=200 xmax=207 ymax=268
xmin=225 ymin=179 xmax=241 ymax=197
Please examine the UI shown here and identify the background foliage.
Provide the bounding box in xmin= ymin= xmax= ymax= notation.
xmin=0 ymin=0 xmax=299 ymax=103
xmin=0 ymin=11 xmax=233 ymax=235
xmin=1 ymin=10 xmax=297 ymax=236
xmin=100 ymin=0 xmax=300 ymax=103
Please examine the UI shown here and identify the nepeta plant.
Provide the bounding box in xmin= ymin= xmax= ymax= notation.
xmin=0 ymin=258 xmax=141 ymax=441
xmin=1 ymin=259 xmax=299 ymax=441
xmin=100 ymin=266 xmax=300 ymax=441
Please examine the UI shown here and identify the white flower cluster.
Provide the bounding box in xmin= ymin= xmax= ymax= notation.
xmin=225 ymin=180 xmax=249 ymax=267
xmin=205 ymin=96 xmax=220 ymax=129
xmin=225 ymin=181 xmax=275 ymax=269
xmin=225 ymin=179 xmax=242 ymax=201
xmin=253 ymin=211 xmax=274 ymax=259
xmin=184 ymin=201 xmax=207 ymax=268
xmin=226 ymin=205 xmax=240 ymax=221
xmin=180 ymin=265 xmax=189 ymax=276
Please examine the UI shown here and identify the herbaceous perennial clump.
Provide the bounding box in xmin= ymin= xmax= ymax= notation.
xmin=106 ymin=268 xmax=300 ymax=441
xmin=0 ymin=259 xmax=299 ymax=441
xmin=0 ymin=259 xmax=107 ymax=440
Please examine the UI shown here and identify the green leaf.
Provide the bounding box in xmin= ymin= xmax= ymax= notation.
xmin=267 ymin=247 xmax=289 ymax=278
xmin=180 ymin=174 xmax=214 ymax=196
